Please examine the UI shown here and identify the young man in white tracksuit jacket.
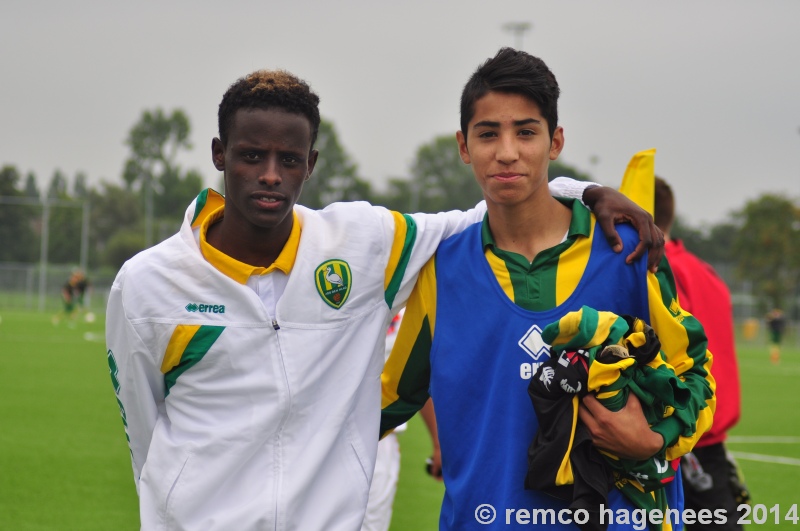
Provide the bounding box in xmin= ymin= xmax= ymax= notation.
xmin=105 ymin=69 xmax=661 ymax=531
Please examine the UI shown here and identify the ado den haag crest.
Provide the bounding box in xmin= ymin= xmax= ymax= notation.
xmin=315 ymin=259 xmax=352 ymax=309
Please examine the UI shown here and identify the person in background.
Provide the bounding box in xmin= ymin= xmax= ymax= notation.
xmin=765 ymin=308 xmax=786 ymax=365
xmin=54 ymin=269 xmax=90 ymax=326
xmin=655 ymin=176 xmax=748 ymax=530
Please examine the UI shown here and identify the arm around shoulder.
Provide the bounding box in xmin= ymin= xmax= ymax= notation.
xmin=548 ymin=177 xmax=599 ymax=204
xmin=382 ymin=201 xmax=485 ymax=311
xmin=581 ymin=184 xmax=665 ymax=271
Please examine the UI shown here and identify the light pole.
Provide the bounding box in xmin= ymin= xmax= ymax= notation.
xmin=503 ymin=22 xmax=532 ymax=50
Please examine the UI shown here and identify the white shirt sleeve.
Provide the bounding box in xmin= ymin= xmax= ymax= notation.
xmin=381 ymin=202 xmax=485 ymax=310
xmin=548 ymin=177 xmax=601 ymax=207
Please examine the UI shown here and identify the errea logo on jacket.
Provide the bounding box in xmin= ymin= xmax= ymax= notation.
xmin=185 ymin=303 xmax=226 ymax=314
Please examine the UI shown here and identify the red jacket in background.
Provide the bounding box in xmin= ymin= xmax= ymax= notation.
xmin=665 ymin=239 xmax=741 ymax=446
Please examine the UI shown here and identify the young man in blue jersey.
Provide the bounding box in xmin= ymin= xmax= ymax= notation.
xmin=106 ymin=68 xmax=665 ymax=531
xmin=381 ymin=48 xmax=715 ymax=530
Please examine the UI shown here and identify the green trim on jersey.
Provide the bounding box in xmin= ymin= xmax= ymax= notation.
xmin=107 ymin=349 xmax=130 ymax=441
xmin=164 ymin=325 xmax=225 ymax=396
xmin=481 ymin=198 xmax=592 ymax=311
xmin=190 ymin=189 xmax=211 ymax=226
xmin=381 ymin=314 xmax=433 ymax=436
xmin=384 ymin=214 xmax=418 ymax=309
xmin=654 ymin=256 xmax=710 ymax=369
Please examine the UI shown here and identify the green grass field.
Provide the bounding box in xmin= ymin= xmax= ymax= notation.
xmin=1 ymin=310 xmax=798 ymax=530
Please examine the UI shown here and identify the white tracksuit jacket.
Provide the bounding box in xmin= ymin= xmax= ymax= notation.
xmin=106 ymin=181 xmax=586 ymax=531
xmin=105 ymin=192 xmax=487 ymax=531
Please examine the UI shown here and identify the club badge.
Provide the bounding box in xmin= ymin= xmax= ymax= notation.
xmin=315 ymin=259 xmax=352 ymax=310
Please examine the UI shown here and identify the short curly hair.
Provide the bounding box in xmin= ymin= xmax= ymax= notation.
xmin=217 ymin=69 xmax=321 ymax=148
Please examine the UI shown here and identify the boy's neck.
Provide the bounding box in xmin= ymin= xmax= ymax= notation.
xmin=206 ymin=218 xmax=288 ymax=268
xmin=486 ymin=194 xmax=573 ymax=263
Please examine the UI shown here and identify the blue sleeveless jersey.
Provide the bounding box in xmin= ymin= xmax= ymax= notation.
xmin=431 ymin=221 xmax=683 ymax=530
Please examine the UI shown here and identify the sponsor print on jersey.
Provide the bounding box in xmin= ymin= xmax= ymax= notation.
xmin=185 ymin=303 xmax=226 ymax=314
xmin=107 ymin=349 xmax=130 ymax=442
xmin=315 ymin=259 xmax=352 ymax=310
xmin=518 ymin=323 xmax=552 ymax=380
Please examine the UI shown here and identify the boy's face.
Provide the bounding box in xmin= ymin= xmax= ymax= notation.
xmin=457 ymin=91 xmax=563 ymax=209
xmin=211 ymin=107 xmax=317 ymax=236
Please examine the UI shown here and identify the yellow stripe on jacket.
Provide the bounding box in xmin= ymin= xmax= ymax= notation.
xmin=162 ymin=325 xmax=202 ymax=374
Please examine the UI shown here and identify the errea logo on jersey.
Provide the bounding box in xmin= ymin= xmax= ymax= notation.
xmin=185 ymin=303 xmax=226 ymax=314
xmin=518 ymin=324 xmax=551 ymax=379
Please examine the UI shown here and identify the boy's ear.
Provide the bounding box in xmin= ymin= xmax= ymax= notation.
xmin=456 ymin=131 xmax=471 ymax=164
xmin=549 ymin=126 xmax=565 ymax=161
xmin=306 ymin=149 xmax=319 ymax=181
xmin=211 ymin=138 xmax=225 ymax=171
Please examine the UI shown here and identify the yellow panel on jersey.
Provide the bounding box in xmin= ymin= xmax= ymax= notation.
xmin=618 ymin=148 xmax=656 ymax=216
xmin=646 ymin=269 xmax=716 ymax=459
xmin=190 ymin=188 xmax=226 ymax=229
xmin=381 ymin=256 xmax=437 ymax=409
xmin=161 ymin=324 xmax=226 ymax=396
xmin=162 ymin=325 xmax=202 ymax=374
xmin=587 ymin=357 xmax=636 ymax=390
xmin=484 ymin=249 xmax=515 ymax=300
xmin=384 ymin=211 xmax=409 ymax=290
xmin=555 ymin=395 xmax=579 ymax=486
xmin=384 ymin=212 xmax=418 ymax=308
xmin=555 ymin=216 xmax=595 ymax=305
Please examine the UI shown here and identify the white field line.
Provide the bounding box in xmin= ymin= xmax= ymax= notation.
xmin=727 ymin=436 xmax=800 ymax=444
xmin=730 ymin=451 xmax=800 ymax=467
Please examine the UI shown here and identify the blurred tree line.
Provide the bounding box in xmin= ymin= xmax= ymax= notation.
xmin=1 ymin=108 xmax=798 ymax=314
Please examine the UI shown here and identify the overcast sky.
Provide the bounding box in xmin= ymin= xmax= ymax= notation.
xmin=2 ymin=0 xmax=798 ymax=227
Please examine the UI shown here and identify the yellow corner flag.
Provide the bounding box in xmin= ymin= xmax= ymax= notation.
xmin=617 ymin=148 xmax=656 ymax=216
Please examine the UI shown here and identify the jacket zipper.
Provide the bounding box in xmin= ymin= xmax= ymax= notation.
xmin=272 ymin=315 xmax=290 ymax=531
